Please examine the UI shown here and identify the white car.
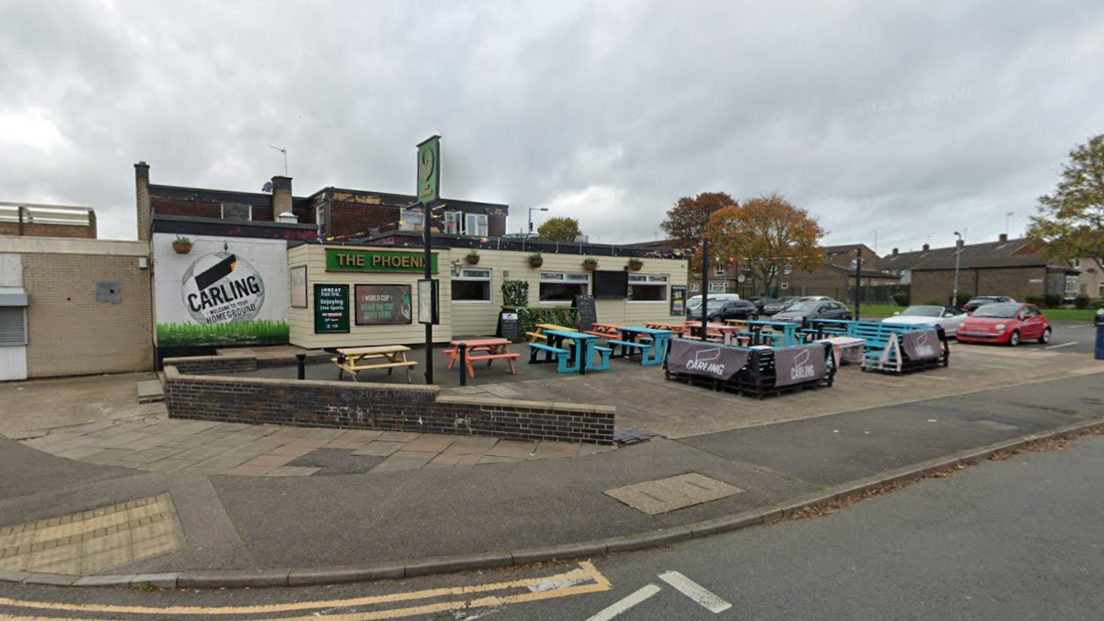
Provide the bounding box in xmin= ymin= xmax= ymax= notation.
xmin=882 ymin=305 xmax=968 ymax=337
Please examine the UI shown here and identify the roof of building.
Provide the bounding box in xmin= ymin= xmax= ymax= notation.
xmin=878 ymin=237 xmax=1073 ymax=272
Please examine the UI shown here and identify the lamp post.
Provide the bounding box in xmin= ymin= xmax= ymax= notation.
xmin=528 ymin=207 xmax=549 ymax=236
xmin=953 ymin=231 xmax=963 ymax=307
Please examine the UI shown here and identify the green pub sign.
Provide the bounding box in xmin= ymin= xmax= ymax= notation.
xmin=326 ymin=248 xmax=438 ymax=273
xmin=417 ymin=135 xmax=441 ymax=205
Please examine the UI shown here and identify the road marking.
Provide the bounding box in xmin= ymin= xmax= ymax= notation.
xmin=0 ymin=562 xmax=610 ymax=620
xmin=1046 ymin=342 xmax=1078 ymax=350
xmin=584 ymin=584 xmax=662 ymax=621
xmin=658 ymin=570 xmax=733 ymax=613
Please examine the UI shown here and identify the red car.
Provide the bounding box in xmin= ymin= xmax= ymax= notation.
xmin=956 ymin=303 xmax=1051 ymax=346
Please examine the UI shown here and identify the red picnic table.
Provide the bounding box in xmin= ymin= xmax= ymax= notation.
xmin=445 ymin=338 xmax=520 ymax=379
xmin=586 ymin=323 xmax=624 ymax=339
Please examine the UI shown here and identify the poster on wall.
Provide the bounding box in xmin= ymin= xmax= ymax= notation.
xmin=354 ymin=284 xmax=412 ymax=325
xmin=290 ymin=266 xmax=307 ymax=308
xmin=417 ymin=279 xmax=439 ymax=325
xmin=315 ymin=284 xmax=350 ymax=333
xmin=153 ymin=234 xmax=289 ymax=347
xmin=670 ymin=285 xmax=687 ymax=316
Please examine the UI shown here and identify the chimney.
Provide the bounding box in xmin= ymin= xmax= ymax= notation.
xmin=135 ymin=161 xmax=150 ymax=241
xmin=891 ymin=247 xmax=899 ymax=257
xmin=922 ymin=243 xmax=930 ymax=252
xmin=271 ymin=176 xmax=293 ymax=221
xmin=999 ymin=233 xmax=1008 ymax=244
xmin=956 ymin=239 xmax=965 ymax=249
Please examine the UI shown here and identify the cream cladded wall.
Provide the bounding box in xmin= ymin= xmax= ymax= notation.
xmin=289 ymin=244 xmax=688 ymax=348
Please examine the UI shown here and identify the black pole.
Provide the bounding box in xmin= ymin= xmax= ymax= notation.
xmin=458 ymin=343 xmax=466 ymax=387
xmin=296 ymin=352 xmax=306 ymax=380
xmin=701 ymin=235 xmax=709 ymax=337
xmin=424 ymin=208 xmax=435 ymax=384
xmin=853 ymin=247 xmax=861 ymax=321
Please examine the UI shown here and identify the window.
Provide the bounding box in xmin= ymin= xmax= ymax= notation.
xmin=0 ymin=306 xmax=27 ymax=346
xmin=690 ymin=283 xmax=700 ymax=293
xmin=539 ymin=272 xmax=589 ymax=302
xmin=443 ymin=211 xmax=461 ymax=235
xmin=221 ymin=203 xmax=251 ymax=221
xmin=628 ymin=274 xmax=668 ymax=302
xmin=713 ymin=266 xmax=726 ymax=277
xmin=464 ymin=213 xmax=488 ymax=237
xmin=708 ymin=282 xmax=726 ymax=293
xmin=400 ymin=207 xmax=424 ymax=229
xmin=452 ymin=268 xmax=491 ymax=302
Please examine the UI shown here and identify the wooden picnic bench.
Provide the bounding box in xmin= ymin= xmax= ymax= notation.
xmin=445 ymin=338 xmax=520 ymax=379
xmin=332 ymin=345 xmax=417 ymax=383
xmin=527 ymin=323 xmax=576 ymax=344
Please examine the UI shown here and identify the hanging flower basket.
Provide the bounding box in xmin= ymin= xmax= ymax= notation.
xmin=172 ymin=236 xmax=193 ymax=254
xmin=528 ymin=252 xmax=544 ymax=268
xmin=466 ymin=250 xmax=480 ymax=265
xmin=628 ymin=258 xmax=644 ymax=271
xmin=582 ymin=258 xmax=599 ymax=271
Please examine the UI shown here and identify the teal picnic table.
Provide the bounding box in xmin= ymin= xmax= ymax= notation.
xmin=543 ymin=329 xmax=610 ymax=374
xmin=612 ymin=326 xmax=673 ymax=366
xmin=746 ymin=320 xmax=799 ymax=347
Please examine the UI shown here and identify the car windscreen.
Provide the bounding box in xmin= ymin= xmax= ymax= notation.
xmin=901 ymin=306 xmax=942 ymax=317
xmin=786 ymin=302 xmax=819 ymax=312
xmin=972 ymin=304 xmax=1019 ymax=318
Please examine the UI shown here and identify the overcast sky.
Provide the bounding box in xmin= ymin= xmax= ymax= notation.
xmin=2 ymin=0 xmax=1102 ymax=252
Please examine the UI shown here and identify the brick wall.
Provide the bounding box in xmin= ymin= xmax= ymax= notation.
xmin=163 ymin=363 xmax=615 ymax=444
xmin=328 ymin=201 xmax=399 ymax=237
xmin=23 ymin=253 xmax=153 ymax=377
xmin=162 ymin=354 xmax=257 ymax=375
xmin=910 ymin=266 xmax=1047 ymax=305
xmin=152 ymin=198 xmax=221 ymax=219
xmin=0 ymin=222 xmax=96 ymax=238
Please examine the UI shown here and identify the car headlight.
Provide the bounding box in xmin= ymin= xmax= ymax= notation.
xmin=994 ymin=324 xmax=1006 ymax=331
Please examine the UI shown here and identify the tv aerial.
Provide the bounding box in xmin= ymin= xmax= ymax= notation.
xmin=269 ymin=145 xmax=288 ymax=176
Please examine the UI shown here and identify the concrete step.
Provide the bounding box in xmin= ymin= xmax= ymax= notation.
xmin=137 ymin=379 xmax=164 ymax=404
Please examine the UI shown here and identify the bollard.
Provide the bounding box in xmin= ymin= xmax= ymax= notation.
xmin=458 ymin=343 xmax=467 ymax=387
xmin=296 ymin=352 xmax=306 ymax=380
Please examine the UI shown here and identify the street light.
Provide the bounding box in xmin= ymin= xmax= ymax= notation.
xmin=528 ymin=207 xmax=549 ymax=235
xmin=953 ymin=231 xmax=963 ymax=307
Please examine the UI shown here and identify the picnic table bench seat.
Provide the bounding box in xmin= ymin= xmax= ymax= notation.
xmin=527 ymin=342 xmax=574 ymax=373
xmin=333 ymin=346 xmax=418 ymax=383
xmin=807 ymin=319 xmax=949 ymax=375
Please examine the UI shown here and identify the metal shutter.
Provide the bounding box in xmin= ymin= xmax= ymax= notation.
xmin=0 ymin=306 xmax=26 ymax=346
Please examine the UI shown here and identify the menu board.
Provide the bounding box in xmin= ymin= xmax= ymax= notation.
xmin=670 ymin=285 xmax=687 ymax=316
xmin=573 ymin=295 xmax=597 ymax=334
xmin=498 ymin=310 xmax=520 ymax=342
xmin=314 ymin=284 xmax=349 ymax=333
xmin=354 ymin=284 xmax=413 ymax=325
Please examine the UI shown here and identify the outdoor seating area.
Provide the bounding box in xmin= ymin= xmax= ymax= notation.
xmin=444 ymin=338 xmax=520 ymax=379
xmin=332 ymin=345 xmax=418 ymax=383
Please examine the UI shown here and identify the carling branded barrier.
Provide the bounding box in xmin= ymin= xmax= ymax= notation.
xmin=664 ymin=338 xmax=836 ymax=398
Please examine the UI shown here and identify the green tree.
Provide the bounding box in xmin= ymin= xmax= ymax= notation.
xmin=707 ymin=194 xmax=825 ymax=294
xmin=537 ymin=217 xmax=583 ymax=242
xmin=1028 ymin=134 xmax=1104 ymax=262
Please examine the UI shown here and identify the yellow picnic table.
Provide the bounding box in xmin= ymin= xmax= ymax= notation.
xmin=332 ymin=345 xmax=417 ymax=383
xmin=527 ymin=323 xmax=577 ymax=344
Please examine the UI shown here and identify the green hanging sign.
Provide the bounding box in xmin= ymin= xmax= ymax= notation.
xmin=417 ymin=135 xmax=441 ymax=205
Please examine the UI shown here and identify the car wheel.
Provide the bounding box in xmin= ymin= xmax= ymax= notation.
xmin=1008 ymin=330 xmax=1020 ymax=347
xmin=1038 ymin=328 xmax=1051 ymax=344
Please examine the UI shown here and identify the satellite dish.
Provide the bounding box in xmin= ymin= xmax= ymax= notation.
xmin=262 ymin=181 xmax=273 ymax=193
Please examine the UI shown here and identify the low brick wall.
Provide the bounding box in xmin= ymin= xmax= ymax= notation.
xmin=163 ymin=365 xmax=615 ymax=445
xmin=163 ymin=355 xmax=257 ymax=376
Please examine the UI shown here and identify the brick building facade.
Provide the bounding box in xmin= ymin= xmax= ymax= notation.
xmin=0 ymin=203 xmax=97 ymax=239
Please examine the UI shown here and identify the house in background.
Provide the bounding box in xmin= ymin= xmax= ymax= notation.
xmin=781 ymin=243 xmax=900 ymax=301
xmin=0 ymin=202 xmax=97 ymax=239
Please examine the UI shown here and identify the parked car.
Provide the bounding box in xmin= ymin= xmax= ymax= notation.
xmin=961 ymin=296 xmax=1017 ymax=313
xmin=686 ymin=293 xmax=741 ymax=312
xmin=688 ymin=299 xmax=759 ymax=323
xmin=762 ymin=296 xmax=802 ymax=315
xmin=1096 ymin=306 xmax=1104 ymax=326
xmin=882 ymin=305 xmax=967 ymax=337
xmin=957 ymin=303 xmax=1051 ymax=346
xmin=749 ymin=296 xmax=777 ymax=314
xmin=772 ymin=300 xmax=853 ymax=327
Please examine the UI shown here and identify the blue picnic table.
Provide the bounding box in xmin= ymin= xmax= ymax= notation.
xmin=745 ymin=320 xmax=799 ymax=347
xmin=542 ymin=329 xmax=610 ymax=374
xmin=611 ymin=326 xmax=674 ymax=366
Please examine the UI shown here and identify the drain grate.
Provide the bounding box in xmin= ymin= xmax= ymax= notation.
xmin=613 ymin=427 xmax=658 ymax=445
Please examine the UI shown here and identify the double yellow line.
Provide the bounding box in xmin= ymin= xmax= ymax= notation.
xmin=0 ymin=561 xmax=611 ymax=620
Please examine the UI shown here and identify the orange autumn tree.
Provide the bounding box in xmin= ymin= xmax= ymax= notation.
xmin=660 ymin=191 xmax=737 ymax=272
xmin=707 ymin=194 xmax=825 ymax=295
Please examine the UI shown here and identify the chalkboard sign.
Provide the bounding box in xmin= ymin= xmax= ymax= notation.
xmin=314 ymin=284 xmax=350 ymax=333
xmin=354 ymin=284 xmax=412 ymax=325
xmin=498 ymin=310 xmax=521 ymax=342
xmin=572 ymin=295 xmax=597 ymax=334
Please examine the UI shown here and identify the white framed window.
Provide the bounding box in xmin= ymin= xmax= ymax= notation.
xmin=628 ymin=274 xmax=668 ymax=302
xmin=713 ymin=266 xmax=726 ymax=277
xmin=539 ymin=271 xmax=589 ymax=302
xmin=443 ymin=211 xmax=461 ymax=235
xmin=1072 ymin=258 xmax=1082 ymax=269
xmin=0 ymin=306 xmax=27 ymax=346
xmin=708 ymin=282 xmax=726 ymax=293
xmin=221 ymin=203 xmax=252 ymax=221
xmin=400 ymin=207 xmax=424 ymax=229
xmin=452 ymin=268 xmax=491 ymax=303
xmin=690 ymin=283 xmax=700 ymax=293
xmin=463 ymin=213 xmax=488 ymax=237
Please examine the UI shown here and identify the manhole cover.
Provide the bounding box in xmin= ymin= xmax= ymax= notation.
xmin=604 ymin=473 xmax=744 ymax=515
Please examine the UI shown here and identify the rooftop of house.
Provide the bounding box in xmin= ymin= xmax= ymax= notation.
xmin=876 ymin=235 xmax=1072 ymax=272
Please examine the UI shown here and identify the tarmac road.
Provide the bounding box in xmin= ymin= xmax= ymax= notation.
xmin=2 ymin=433 xmax=1101 ymax=620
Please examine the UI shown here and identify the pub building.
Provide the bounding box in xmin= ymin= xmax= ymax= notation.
xmin=288 ymin=232 xmax=689 ymax=350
